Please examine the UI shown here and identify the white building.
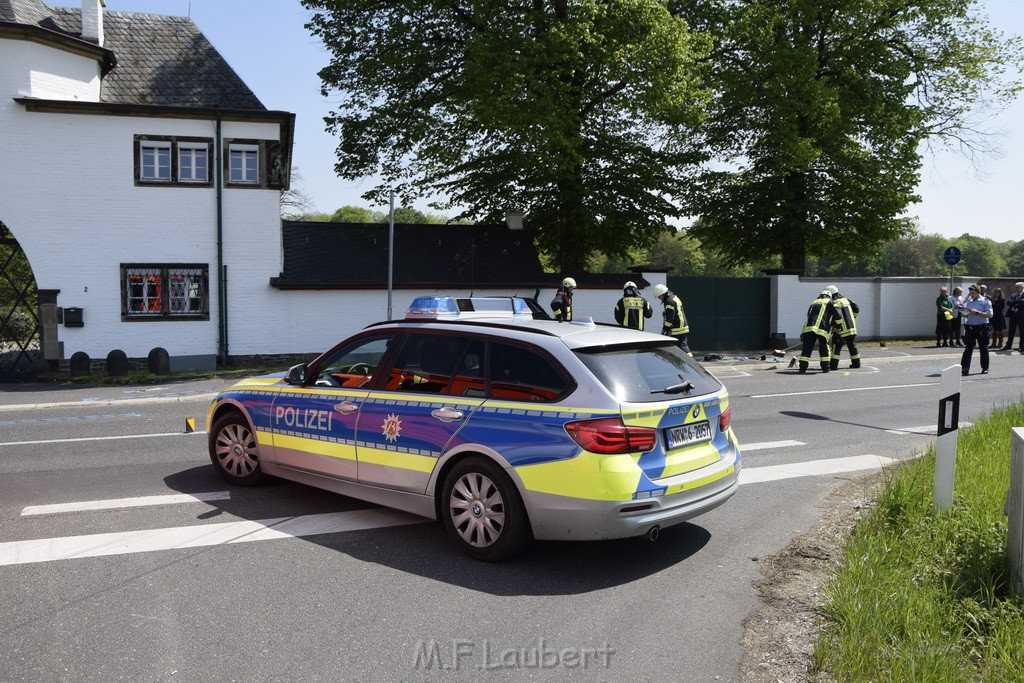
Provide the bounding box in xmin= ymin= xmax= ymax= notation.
xmin=1 ymin=0 xmax=294 ymax=371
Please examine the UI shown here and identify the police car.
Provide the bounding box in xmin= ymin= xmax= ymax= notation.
xmin=207 ymin=296 xmax=741 ymax=560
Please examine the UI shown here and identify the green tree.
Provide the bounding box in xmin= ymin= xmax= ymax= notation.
xmin=1004 ymin=241 xmax=1024 ymax=278
xmin=882 ymin=234 xmax=946 ymax=276
xmin=392 ymin=207 xmax=446 ymax=224
xmin=678 ymin=0 xmax=1022 ymax=272
xmin=303 ymin=0 xmax=711 ymax=271
xmin=953 ymin=234 xmax=1004 ymax=277
xmin=0 ymin=221 xmax=38 ymax=343
xmin=292 ymin=212 xmax=333 ymax=222
xmin=330 ymin=205 xmax=377 ymax=223
xmin=647 ymin=230 xmax=708 ymax=276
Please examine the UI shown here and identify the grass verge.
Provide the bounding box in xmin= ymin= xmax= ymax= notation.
xmin=814 ymin=402 xmax=1024 ymax=681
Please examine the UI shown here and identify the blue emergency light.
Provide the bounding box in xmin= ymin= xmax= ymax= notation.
xmin=405 ymin=296 xmax=461 ymax=319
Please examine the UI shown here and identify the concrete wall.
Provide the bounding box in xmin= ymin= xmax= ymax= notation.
xmin=769 ymin=274 xmax=975 ymax=346
xmin=260 ymin=271 xmax=671 ymax=356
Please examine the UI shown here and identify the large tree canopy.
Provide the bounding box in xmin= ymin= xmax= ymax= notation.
xmin=303 ymin=0 xmax=711 ymax=271
xmin=677 ymin=0 xmax=1022 ymax=272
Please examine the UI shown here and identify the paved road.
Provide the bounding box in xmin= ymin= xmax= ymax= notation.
xmin=0 ymin=345 xmax=1021 ymax=681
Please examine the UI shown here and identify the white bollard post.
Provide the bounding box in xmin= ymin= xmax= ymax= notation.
xmin=934 ymin=365 xmax=962 ymax=512
xmin=1006 ymin=428 xmax=1024 ymax=598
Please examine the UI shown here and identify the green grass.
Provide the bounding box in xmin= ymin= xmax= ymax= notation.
xmin=814 ymin=402 xmax=1024 ymax=681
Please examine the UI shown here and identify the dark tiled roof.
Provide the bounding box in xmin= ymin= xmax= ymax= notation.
xmin=0 ymin=0 xmax=53 ymax=26
xmin=273 ymin=222 xmax=551 ymax=289
xmin=2 ymin=1 xmax=265 ymax=109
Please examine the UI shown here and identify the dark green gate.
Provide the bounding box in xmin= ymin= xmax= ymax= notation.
xmin=1 ymin=222 xmax=41 ymax=381
xmin=667 ymin=277 xmax=770 ymax=352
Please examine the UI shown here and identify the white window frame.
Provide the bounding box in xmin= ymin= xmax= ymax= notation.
xmin=177 ymin=142 xmax=209 ymax=183
xmin=139 ymin=141 xmax=172 ymax=182
xmin=228 ymin=144 xmax=260 ymax=184
xmin=121 ymin=264 xmax=210 ymax=321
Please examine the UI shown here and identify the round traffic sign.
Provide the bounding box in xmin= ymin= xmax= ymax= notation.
xmin=944 ymin=247 xmax=961 ymax=266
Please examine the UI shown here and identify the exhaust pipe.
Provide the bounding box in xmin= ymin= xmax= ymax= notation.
xmin=646 ymin=525 xmax=660 ymax=542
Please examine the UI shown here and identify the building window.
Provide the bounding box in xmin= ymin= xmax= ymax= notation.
xmin=139 ymin=141 xmax=171 ymax=182
xmin=135 ymin=136 xmax=213 ymax=186
xmin=178 ymin=142 xmax=209 ymax=183
xmin=121 ymin=264 xmax=210 ymax=321
xmin=228 ymin=143 xmax=259 ymax=184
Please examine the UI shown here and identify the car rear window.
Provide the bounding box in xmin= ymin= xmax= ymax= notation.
xmin=574 ymin=342 xmax=723 ymax=402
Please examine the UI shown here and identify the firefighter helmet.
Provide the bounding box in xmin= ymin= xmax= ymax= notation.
xmin=653 ymin=284 xmax=668 ymax=298
xmin=561 ymin=277 xmax=576 ymax=289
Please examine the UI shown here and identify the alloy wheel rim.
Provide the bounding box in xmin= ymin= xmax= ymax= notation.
xmin=449 ymin=472 xmax=505 ymax=548
xmin=215 ymin=423 xmax=258 ymax=477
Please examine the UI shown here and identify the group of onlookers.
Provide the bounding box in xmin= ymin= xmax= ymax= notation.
xmin=936 ymin=282 xmax=1024 ymax=351
xmin=935 ymin=281 xmax=1024 ymax=376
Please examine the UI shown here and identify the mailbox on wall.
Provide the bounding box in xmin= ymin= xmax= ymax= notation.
xmin=63 ymin=307 xmax=84 ymax=327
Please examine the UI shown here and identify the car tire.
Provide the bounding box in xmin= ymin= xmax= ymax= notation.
xmin=440 ymin=456 xmax=532 ymax=561
xmin=208 ymin=411 xmax=267 ymax=486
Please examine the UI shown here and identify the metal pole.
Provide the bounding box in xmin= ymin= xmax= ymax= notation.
xmin=387 ymin=190 xmax=394 ymax=321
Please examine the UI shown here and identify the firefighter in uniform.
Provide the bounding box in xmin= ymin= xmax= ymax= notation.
xmin=614 ymin=281 xmax=653 ymax=330
xmin=551 ymin=277 xmax=575 ymax=322
xmin=828 ymin=286 xmax=861 ymax=370
xmin=799 ymin=290 xmax=835 ymax=374
xmin=653 ymin=284 xmax=690 ymax=354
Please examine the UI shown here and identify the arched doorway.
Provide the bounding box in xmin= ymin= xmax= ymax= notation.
xmin=0 ymin=220 xmax=42 ymax=381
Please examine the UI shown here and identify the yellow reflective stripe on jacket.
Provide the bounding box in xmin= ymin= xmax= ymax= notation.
xmin=663 ymin=295 xmax=688 ymax=335
xmin=832 ymin=298 xmax=857 ymax=336
xmin=802 ymin=296 xmax=832 ymax=336
xmin=617 ymin=296 xmax=647 ymax=330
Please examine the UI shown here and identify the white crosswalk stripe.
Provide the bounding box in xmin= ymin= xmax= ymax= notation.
xmin=0 ymin=508 xmax=424 ymax=566
xmin=0 ymin=442 xmax=909 ymax=566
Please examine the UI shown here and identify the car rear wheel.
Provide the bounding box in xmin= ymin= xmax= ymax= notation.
xmin=209 ymin=411 xmax=267 ymax=486
xmin=441 ymin=457 xmax=532 ymax=561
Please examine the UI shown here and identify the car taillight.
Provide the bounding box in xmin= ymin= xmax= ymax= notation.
xmin=719 ymin=406 xmax=732 ymax=432
xmin=564 ymin=417 xmax=657 ymax=454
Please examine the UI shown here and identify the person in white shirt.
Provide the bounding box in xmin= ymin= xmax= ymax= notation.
xmin=959 ymin=284 xmax=993 ymax=376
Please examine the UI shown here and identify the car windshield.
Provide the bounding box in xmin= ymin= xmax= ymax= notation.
xmin=574 ymin=342 xmax=722 ymax=403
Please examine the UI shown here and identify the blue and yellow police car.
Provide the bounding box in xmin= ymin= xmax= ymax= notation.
xmin=207 ymin=296 xmax=741 ymax=560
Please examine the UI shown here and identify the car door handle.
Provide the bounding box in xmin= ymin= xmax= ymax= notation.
xmin=431 ymin=407 xmax=464 ymax=422
xmin=333 ymin=401 xmax=359 ymax=415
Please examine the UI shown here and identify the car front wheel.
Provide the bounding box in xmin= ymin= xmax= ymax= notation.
xmin=209 ymin=411 xmax=267 ymax=486
xmin=441 ymin=457 xmax=532 ymax=561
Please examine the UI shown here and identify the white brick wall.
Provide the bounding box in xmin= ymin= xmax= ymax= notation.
xmin=770 ymin=275 xmax=968 ymax=345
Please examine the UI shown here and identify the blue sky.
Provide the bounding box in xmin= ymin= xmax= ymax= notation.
xmin=60 ymin=0 xmax=1024 ymax=243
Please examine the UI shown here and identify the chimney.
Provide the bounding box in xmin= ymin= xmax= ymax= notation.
xmin=81 ymin=0 xmax=105 ymax=46
xmin=504 ymin=210 xmax=525 ymax=230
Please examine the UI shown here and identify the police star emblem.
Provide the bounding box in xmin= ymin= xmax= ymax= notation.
xmin=382 ymin=413 xmax=402 ymax=443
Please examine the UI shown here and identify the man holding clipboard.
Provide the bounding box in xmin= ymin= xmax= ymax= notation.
xmin=959 ymin=283 xmax=993 ymax=376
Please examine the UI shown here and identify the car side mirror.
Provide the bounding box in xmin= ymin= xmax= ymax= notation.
xmin=285 ymin=363 xmax=307 ymax=386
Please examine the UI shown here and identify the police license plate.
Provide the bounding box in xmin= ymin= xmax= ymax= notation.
xmin=667 ymin=420 xmax=712 ymax=449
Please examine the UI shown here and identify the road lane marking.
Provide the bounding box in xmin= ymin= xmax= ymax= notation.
xmin=749 ymin=382 xmax=936 ymax=398
xmin=739 ymin=454 xmax=897 ymax=485
xmin=884 ymin=423 xmax=973 ymax=435
xmin=0 ymin=392 xmax=220 ymax=412
xmin=0 ymin=508 xmax=424 ymax=566
xmin=0 ymin=413 xmax=142 ymax=426
xmin=21 ymin=492 xmax=231 ymax=516
xmin=740 ymin=440 xmax=805 ymax=451
xmin=0 ymin=431 xmax=206 ymax=447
